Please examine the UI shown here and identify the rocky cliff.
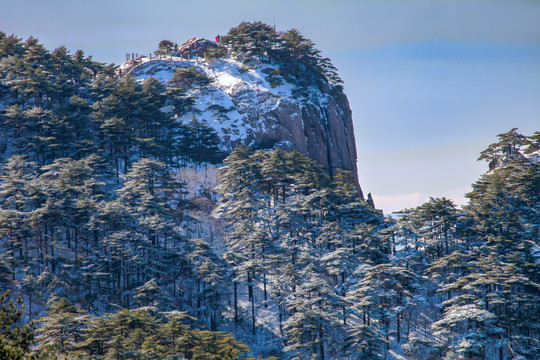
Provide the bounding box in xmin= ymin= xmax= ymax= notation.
xmin=122 ymin=38 xmax=362 ymax=196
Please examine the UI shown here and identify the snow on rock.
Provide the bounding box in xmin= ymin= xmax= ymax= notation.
xmin=123 ymin=50 xmax=362 ymax=194
xmin=129 ymin=59 xmax=192 ymax=83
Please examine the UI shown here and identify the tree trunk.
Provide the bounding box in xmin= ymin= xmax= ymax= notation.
xmin=263 ymin=272 xmax=268 ymax=307
xmin=319 ymin=323 xmax=325 ymax=360
xmin=66 ymin=226 xmax=71 ymax=248
xmin=397 ymin=313 xmax=401 ymax=343
xmin=28 ymin=293 xmax=32 ymax=320
xmin=385 ymin=318 xmax=389 ymax=350
xmin=74 ymin=227 xmax=79 ymax=267
xmin=251 ymin=290 xmax=256 ymax=335
xmin=49 ymin=226 xmax=55 ymax=273
xmin=234 ymin=281 xmax=238 ymax=323
xmin=279 ymin=303 xmax=283 ymax=336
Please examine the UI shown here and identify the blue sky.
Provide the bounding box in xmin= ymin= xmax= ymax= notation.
xmin=1 ymin=0 xmax=539 ymax=212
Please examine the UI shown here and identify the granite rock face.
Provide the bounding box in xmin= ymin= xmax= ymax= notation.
xmin=129 ymin=42 xmax=362 ymax=195
xmin=245 ymin=91 xmax=360 ymax=195
xmin=175 ymin=38 xmax=218 ymax=58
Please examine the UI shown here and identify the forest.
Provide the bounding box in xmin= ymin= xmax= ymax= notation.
xmin=0 ymin=22 xmax=539 ymax=360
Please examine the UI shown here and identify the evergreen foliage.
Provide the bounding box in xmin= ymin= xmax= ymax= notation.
xmin=35 ymin=298 xmax=273 ymax=359
xmin=0 ymin=290 xmax=35 ymax=360
xmin=169 ymin=66 xmax=212 ymax=90
xmin=0 ymin=27 xmax=538 ymax=360
xmin=214 ymin=146 xmax=385 ymax=357
xmin=155 ymin=40 xmax=178 ymax=57
xmin=221 ymin=22 xmax=343 ymax=90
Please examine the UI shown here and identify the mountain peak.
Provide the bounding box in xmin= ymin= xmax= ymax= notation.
xmin=123 ymin=31 xmax=362 ymax=195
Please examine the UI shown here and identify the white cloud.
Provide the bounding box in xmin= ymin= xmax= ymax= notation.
xmin=373 ymin=192 xmax=423 ymax=213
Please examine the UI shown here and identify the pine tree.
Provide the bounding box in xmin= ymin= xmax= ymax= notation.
xmin=35 ymin=297 xmax=89 ymax=356
xmin=187 ymin=238 xmax=227 ymax=331
xmin=134 ymin=278 xmax=172 ymax=309
xmin=155 ymin=40 xmax=178 ymax=57
xmin=179 ymin=120 xmax=223 ymax=165
xmin=34 ymin=156 xmax=104 ymax=275
xmin=427 ymin=129 xmax=540 ymax=360
xmin=0 ymin=290 xmax=35 ymax=360
xmin=0 ymin=32 xmax=25 ymax=59
xmin=221 ymin=22 xmax=282 ymax=63
xmin=400 ymin=197 xmax=459 ymax=261
xmin=55 ymin=95 xmax=97 ymax=159
xmin=102 ymin=158 xmax=188 ymax=307
xmin=0 ymin=156 xmax=39 ymax=275
xmin=214 ymin=146 xmax=263 ymax=334
xmin=346 ymin=263 xmax=419 ymax=359
xmin=138 ymin=76 xmax=177 ymax=160
xmin=169 ymin=67 xmax=212 ymax=89
xmin=432 ymin=252 xmax=539 ymax=359
xmin=284 ymin=273 xmax=344 ymax=360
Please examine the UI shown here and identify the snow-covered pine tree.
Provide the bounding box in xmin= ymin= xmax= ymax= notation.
xmin=0 ymin=156 xmax=39 ymax=277
xmin=345 ymin=263 xmax=419 ymax=359
xmin=428 ymin=129 xmax=540 ymax=360
xmin=284 ymin=271 xmax=344 ymax=360
xmin=34 ymin=297 xmax=89 ymax=356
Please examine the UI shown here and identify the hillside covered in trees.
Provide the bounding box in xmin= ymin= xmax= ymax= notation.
xmin=0 ymin=22 xmax=539 ymax=360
